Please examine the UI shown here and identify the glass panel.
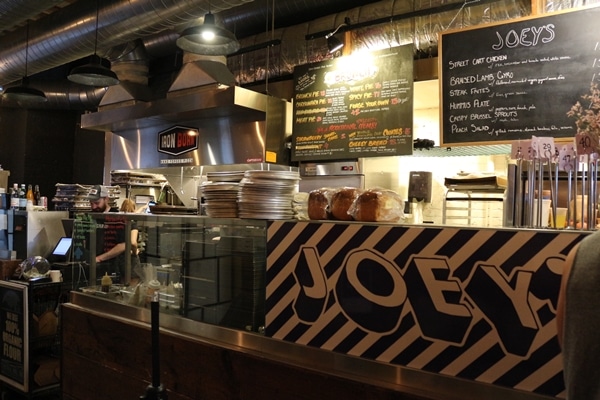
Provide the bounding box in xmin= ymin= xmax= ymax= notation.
xmin=71 ymin=214 xmax=267 ymax=333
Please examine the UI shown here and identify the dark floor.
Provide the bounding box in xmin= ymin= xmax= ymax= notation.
xmin=0 ymin=386 xmax=60 ymax=400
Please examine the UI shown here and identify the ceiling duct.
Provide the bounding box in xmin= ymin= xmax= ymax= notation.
xmin=99 ymin=39 xmax=152 ymax=109
xmin=0 ymin=0 xmax=254 ymax=86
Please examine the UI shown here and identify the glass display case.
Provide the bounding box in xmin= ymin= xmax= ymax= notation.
xmin=69 ymin=213 xmax=267 ymax=332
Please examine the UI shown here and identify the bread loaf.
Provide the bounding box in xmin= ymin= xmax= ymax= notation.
xmin=308 ymin=188 xmax=330 ymax=220
xmin=330 ymin=187 xmax=360 ymax=221
xmin=350 ymin=188 xmax=404 ymax=222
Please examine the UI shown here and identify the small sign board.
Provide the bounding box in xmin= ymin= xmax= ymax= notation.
xmin=157 ymin=125 xmax=199 ymax=156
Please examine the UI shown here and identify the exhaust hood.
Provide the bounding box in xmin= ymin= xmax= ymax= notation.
xmin=80 ymin=83 xmax=268 ymax=132
xmin=81 ymin=54 xmax=270 ymax=133
xmin=80 ymin=53 xmax=291 ymax=169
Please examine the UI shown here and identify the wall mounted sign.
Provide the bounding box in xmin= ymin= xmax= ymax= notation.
xmin=157 ymin=125 xmax=199 ymax=156
xmin=440 ymin=6 xmax=600 ymax=146
xmin=291 ymin=45 xmax=414 ymax=161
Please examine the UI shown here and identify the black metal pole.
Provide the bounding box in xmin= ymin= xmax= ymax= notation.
xmin=140 ymin=297 xmax=168 ymax=399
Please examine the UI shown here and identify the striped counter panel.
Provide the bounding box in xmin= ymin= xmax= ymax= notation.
xmin=266 ymin=222 xmax=586 ymax=398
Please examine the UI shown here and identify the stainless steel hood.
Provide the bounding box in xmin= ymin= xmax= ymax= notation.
xmin=80 ymin=83 xmax=267 ymax=133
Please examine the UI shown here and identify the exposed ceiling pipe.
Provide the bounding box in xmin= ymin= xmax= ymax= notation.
xmin=0 ymin=0 xmax=528 ymax=110
xmin=0 ymin=0 xmax=388 ymax=87
xmin=0 ymin=0 xmax=254 ymax=86
xmin=0 ymin=0 xmax=66 ymax=35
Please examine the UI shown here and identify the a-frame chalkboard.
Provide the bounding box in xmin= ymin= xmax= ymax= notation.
xmin=440 ymin=5 xmax=600 ymax=146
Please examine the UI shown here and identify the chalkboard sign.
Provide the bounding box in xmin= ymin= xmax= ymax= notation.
xmin=440 ymin=6 xmax=600 ymax=145
xmin=292 ymin=45 xmax=414 ymax=161
xmin=0 ymin=281 xmax=27 ymax=391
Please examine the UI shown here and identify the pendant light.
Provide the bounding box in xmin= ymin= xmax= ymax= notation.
xmin=2 ymin=20 xmax=47 ymax=103
xmin=68 ymin=0 xmax=119 ymax=87
xmin=176 ymin=2 xmax=240 ymax=56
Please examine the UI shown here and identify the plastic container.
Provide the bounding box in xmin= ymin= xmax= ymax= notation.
xmin=532 ymin=198 xmax=551 ymax=227
xmin=101 ymin=272 xmax=112 ymax=293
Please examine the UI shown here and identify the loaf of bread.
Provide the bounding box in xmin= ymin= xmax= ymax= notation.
xmin=308 ymin=188 xmax=331 ymax=220
xmin=349 ymin=188 xmax=404 ymax=222
xmin=330 ymin=187 xmax=360 ymax=221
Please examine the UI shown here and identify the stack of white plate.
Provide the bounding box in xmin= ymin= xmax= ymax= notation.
xmin=238 ymin=170 xmax=301 ymax=219
xmin=201 ymin=172 xmax=245 ymax=218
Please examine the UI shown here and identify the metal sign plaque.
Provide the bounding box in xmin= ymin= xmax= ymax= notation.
xmin=157 ymin=125 xmax=199 ymax=156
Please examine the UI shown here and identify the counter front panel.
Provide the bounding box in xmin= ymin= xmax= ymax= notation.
xmin=266 ymin=222 xmax=585 ymax=398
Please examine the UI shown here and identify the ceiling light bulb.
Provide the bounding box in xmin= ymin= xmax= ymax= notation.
xmin=202 ymin=30 xmax=215 ymax=41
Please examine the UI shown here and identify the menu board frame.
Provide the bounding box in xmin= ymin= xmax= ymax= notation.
xmin=291 ymin=45 xmax=414 ymax=161
xmin=440 ymin=5 xmax=600 ymax=146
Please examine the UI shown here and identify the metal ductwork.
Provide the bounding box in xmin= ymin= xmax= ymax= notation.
xmin=0 ymin=0 xmax=531 ymax=110
xmin=0 ymin=0 xmax=385 ymax=87
xmin=0 ymin=0 xmax=253 ymax=86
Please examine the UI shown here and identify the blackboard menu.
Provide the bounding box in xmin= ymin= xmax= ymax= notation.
xmin=292 ymin=45 xmax=414 ymax=161
xmin=441 ymin=6 xmax=600 ymax=145
xmin=0 ymin=281 xmax=26 ymax=390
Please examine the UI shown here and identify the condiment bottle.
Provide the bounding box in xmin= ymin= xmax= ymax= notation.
xmin=101 ymin=272 xmax=112 ymax=293
xmin=146 ymin=279 xmax=161 ymax=304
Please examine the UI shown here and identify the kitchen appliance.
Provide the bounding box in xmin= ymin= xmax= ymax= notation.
xmin=298 ymin=160 xmax=365 ymax=192
xmin=407 ymin=171 xmax=432 ymax=223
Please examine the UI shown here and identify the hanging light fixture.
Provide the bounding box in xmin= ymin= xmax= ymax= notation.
xmin=176 ymin=3 xmax=240 ymax=56
xmin=325 ymin=17 xmax=351 ymax=54
xmin=326 ymin=36 xmax=344 ymax=53
xmin=68 ymin=0 xmax=119 ymax=87
xmin=2 ymin=20 xmax=47 ymax=103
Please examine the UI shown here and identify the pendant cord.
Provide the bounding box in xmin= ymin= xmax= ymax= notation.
xmin=24 ymin=20 xmax=29 ymax=77
xmin=94 ymin=0 xmax=99 ymax=55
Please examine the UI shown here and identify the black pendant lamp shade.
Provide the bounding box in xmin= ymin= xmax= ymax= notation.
xmin=2 ymin=21 xmax=47 ymax=104
xmin=3 ymin=77 xmax=47 ymax=103
xmin=68 ymin=54 xmax=119 ymax=86
xmin=176 ymin=12 xmax=240 ymax=56
xmin=67 ymin=0 xmax=119 ymax=87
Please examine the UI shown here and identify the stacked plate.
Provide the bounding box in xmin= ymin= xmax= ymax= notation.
xmin=201 ymin=181 xmax=240 ymax=218
xmin=201 ymin=171 xmax=245 ymax=217
xmin=238 ymin=170 xmax=301 ymax=219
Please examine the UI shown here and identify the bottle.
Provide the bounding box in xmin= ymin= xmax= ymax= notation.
xmin=18 ymin=184 xmax=27 ymax=210
xmin=10 ymin=183 xmax=19 ymax=210
xmin=26 ymin=184 xmax=34 ymax=202
xmin=101 ymin=272 xmax=112 ymax=293
xmin=33 ymin=184 xmax=41 ymax=206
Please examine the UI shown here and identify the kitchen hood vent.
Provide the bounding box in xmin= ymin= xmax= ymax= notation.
xmin=81 ymin=84 xmax=268 ymax=133
xmin=99 ymin=81 xmax=153 ymax=110
xmin=168 ymin=53 xmax=235 ymax=97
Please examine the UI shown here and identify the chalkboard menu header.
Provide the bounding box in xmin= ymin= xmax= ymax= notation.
xmin=291 ymin=45 xmax=414 ymax=161
xmin=440 ymin=6 xmax=600 ymax=145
